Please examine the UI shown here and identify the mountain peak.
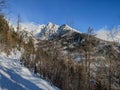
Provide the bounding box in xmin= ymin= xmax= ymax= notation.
xmin=61 ymin=24 xmax=68 ymax=26
xmin=17 ymin=22 xmax=81 ymax=40
xmin=59 ymin=24 xmax=72 ymax=30
xmin=47 ymin=22 xmax=54 ymax=26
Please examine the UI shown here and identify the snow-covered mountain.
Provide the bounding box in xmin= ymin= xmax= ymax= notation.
xmin=18 ymin=22 xmax=81 ymax=40
xmin=0 ymin=52 xmax=59 ymax=90
xmin=96 ymin=26 xmax=120 ymax=43
xmin=13 ymin=21 xmax=120 ymax=42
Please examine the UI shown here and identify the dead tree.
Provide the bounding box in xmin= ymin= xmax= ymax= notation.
xmin=17 ymin=14 xmax=21 ymax=32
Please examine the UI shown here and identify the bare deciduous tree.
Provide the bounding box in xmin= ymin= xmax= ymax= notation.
xmin=17 ymin=14 xmax=21 ymax=32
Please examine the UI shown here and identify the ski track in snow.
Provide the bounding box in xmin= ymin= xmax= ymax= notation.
xmin=0 ymin=54 xmax=59 ymax=90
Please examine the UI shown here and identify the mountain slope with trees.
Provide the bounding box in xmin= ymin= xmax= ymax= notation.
xmin=0 ymin=0 xmax=120 ymax=89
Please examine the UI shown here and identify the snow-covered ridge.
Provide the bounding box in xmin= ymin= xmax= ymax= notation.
xmin=10 ymin=19 xmax=120 ymax=42
xmin=16 ymin=22 xmax=81 ymax=40
xmin=0 ymin=52 xmax=59 ymax=90
xmin=96 ymin=26 xmax=120 ymax=42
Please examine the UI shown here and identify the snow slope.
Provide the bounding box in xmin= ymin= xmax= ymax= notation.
xmin=0 ymin=53 xmax=59 ymax=90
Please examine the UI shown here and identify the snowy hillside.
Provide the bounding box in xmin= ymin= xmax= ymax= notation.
xmin=0 ymin=53 xmax=59 ymax=90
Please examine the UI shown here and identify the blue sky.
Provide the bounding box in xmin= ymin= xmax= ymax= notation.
xmin=7 ymin=0 xmax=120 ymax=32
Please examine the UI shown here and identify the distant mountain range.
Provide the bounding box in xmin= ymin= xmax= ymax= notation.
xmin=14 ymin=22 xmax=120 ymax=43
xmin=15 ymin=22 xmax=81 ymax=40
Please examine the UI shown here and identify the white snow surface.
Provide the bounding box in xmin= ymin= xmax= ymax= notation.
xmin=0 ymin=53 xmax=59 ymax=90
